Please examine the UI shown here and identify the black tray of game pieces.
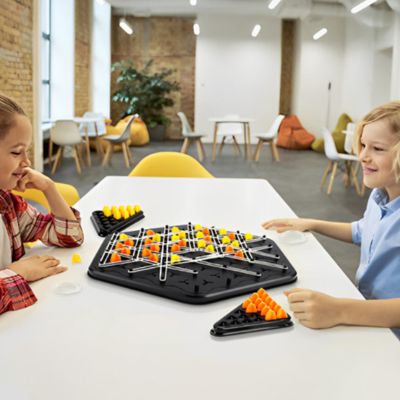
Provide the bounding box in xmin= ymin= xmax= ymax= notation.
xmin=87 ymin=223 xmax=298 ymax=304
xmin=210 ymin=305 xmax=293 ymax=337
xmin=90 ymin=210 xmax=145 ymax=237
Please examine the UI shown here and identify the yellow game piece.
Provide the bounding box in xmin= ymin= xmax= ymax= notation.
xmin=171 ymin=234 xmax=180 ymax=242
xmin=197 ymin=239 xmax=206 ymax=248
xmin=196 ymin=231 xmax=204 ymax=239
xmin=103 ymin=206 xmax=111 ymax=217
xmin=205 ymin=244 xmax=215 ymax=252
xmin=113 ymin=210 xmax=121 ymax=220
xmin=221 ymin=236 xmax=230 ymax=244
xmin=119 ymin=205 xmax=126 ymax=214
xmin=231 ymin=240 xmax=239 ymax=248
xmin=111 ymin=206 xmax=118 ymax=213
xmin=128 ymin=205 xmax=136 ymax=216
xmin=171 ymin=226 xmax=180 ymax=233
xmin=122 ymin=210 xmax=130 ymax=220
xmin=153 ymin=233 xmax=161 ymax=243
xmin=134 ymin=204 xmax=141 ymax=213
xmin=71 ymin=253 xmax=81 ymax=263
xmin=119 ymin=233 xmax=128 ymax=240
xmin=171 ymin=254 xmax=181 ymax=264
xmin=244 ymin=232 xmax=253 ymax=241
xmin=219 ymin=228 xmax=227 ymax=235
xmin=179 ymin=231 xmax=186 ymax=239
xmin=194 ymin=224 xmax=202 ymax=231
xmin=24 ymin=240 xmax=39 ymax=249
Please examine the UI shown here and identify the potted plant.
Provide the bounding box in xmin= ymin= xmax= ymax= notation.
xmin=111 ymin=60 xmax=180 ymax=141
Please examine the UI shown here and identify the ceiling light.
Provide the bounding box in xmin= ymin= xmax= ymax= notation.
xmin=190 ymin=0 xmax=197 ymax=6
xmin=351 ymin=0 xmax=378 ymax=14
xmin=119 ymin=18 xmax=133 ymax=35
xmin=251 ymin=24 xmax=261 ymax=38
xmin=193 ymin=23 xmax=200 ymax=36
xmin=313 ymin=28 xmax=327 ymax=40
xmin=268 ymin=0 xmax=282 ymax=10
xmin=96 ymin=0 xmax=107 ymax=4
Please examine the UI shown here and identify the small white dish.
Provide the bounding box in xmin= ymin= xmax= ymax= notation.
xmin=54 ymin=281 xmax=82 ymax=295
xmin=278 ymin=231 xmax=307 ymax=245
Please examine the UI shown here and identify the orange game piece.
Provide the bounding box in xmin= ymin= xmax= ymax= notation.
xmin=150 ymin=243 xmax=161 ymax=252
xmin=225 ymin=245 xmax=234 ymax=254
xmin=171 ymin=244 xmax=181 ymax=252
xmin=269 ymin=299 xmax=277 ymax=309
xmin=257 ymin=301 xmax=266 ymax=312
xmin=234 ymin=250 xmax=244 ymax=258
xmin=276 ymin=309 xmax=288 ymax=319
xmin=265 ymin=310 xmax=277 ymax=321
xmin=254 ymin=298 xmax=262 ymax=307
xmin=273 ymin=304 xmax=281 ymax=313
xmin=204 ymin=235 xmax=212 ymax=242
xmin=242 ymin=299 xmax=252 ymax=309
xmin=178 ymin=239 xmax=187 ymax=247
xmin=146 ymin=230 xmax=155 ymax=236
xmin=228 ymin=232 xmax=236 ymax=240
xmin=144 ymin=238 xmax=152 ymax=245
xmin=250 ymin=293 xmax=259 ymax=302
xmin=110 ymin=253 xmax=121 ymax=263
xmin=263 ymin=295 xmax=271 ymax=305
xmin=149 ymin=253 xmax=159 ymax=262
xmin=124 ymin=239 xmax=134 ymax=246
xmin=261 ymin=305 xmax=270 ymax=316
xmin=142 ymin=248 xmax=151 ymax=258
xmin=257 ymin=288 xmax=266 ymax=297
xmin=115 ymin=242 xmax=124 ymax=249
xmin=203 ymin=227 xmax=210 ymax=235
xmin=120 ymin=247 xmax=130 ymax=255
xmin=246 ymin=303 xmax=257 ymax=313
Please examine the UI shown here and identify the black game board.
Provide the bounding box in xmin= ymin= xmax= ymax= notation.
xmin=87 ymin=223 xmax=297 ymax=304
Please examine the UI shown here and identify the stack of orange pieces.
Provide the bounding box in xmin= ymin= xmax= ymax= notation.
xmin=242 ymin=288 xmax=288 ymax=321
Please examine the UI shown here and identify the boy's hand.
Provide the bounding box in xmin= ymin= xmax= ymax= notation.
xmin=262 ymin=218 xmax=314 ymax=233
xmin=14 ymin=167 xmax=54 ymax=192
xmin=8 ymin=255 xmax=67 ymax=282
xmin=284 ymin=288 xmax=343 ymax=329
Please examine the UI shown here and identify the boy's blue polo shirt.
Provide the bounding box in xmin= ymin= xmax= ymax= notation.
xmin=352 ymin=188 xmax=400 ymax=339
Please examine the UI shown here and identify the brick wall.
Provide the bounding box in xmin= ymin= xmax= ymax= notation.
xmin=75 ymin=0 xmax=91 ymax=117
xmin=0 ymin=0 xmax=34 ymax=130
xmin=111 ymin=16 xmax=196 ymax=139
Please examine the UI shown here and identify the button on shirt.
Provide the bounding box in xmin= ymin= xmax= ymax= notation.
xmin=352 ymin=188 xmax=400 ymax=338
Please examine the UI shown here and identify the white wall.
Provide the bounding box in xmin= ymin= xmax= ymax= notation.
xmin=51 ymin=0 xmax=75 ymax=119
xmin=91 ymin=0 xmax=111 ymax=118
xmin=195 ymin=15 xmax=281 ymax=143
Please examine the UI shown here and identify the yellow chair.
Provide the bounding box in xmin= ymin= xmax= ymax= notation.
xmin=12 ymin=182 xmax=80 ymax=211
xmin=128 ymin=152 xmax=214 ymax=178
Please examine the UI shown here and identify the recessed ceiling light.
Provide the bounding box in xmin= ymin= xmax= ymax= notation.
xmin=190 ymin=0 xmax=197 ymax=6
xmin=119 ymin=18 xmax=133 ymax=35
xmin=351 ymin=0 xmax=378 ymax=14
xmin=193 ymin=23 xmax=200 ymax=35
xmin=252 ymin=24 xmax=261 ymax=37
xmin=268 ymin=0 xmax=282 ymax=10
xmin=313 ymin=28 xmax=327 ymax=40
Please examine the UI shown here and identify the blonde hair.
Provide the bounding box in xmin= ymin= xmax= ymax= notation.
xmin=354 ymin=101 xmax=400 ymax=182
xmin=0 ymin=93 xmax=26 ymax=140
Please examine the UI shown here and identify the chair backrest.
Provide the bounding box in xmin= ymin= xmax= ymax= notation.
xmin=344 ymin=122 xmax=356 ymax=154
xmin=118 ymin=115 xmax=136 ymax=141
xmin=267 ymin=114 xmax=285 ymax=137
xmin=322 ymin=128 xmax=340 ymax=161
xmin=79 ymin=112 xmax=96 ymax=136
xmin=128 ymin=152 xmax=214 ymax=178
xmin=80 ymin=112 xmax=107 ymax=136
xmin=51 ymin=120 xmax=82 ymax=146
xmin=177 ymin=112 xmax=193 ymax=136
xmin=12 ymin=182 xmax=80 ymax=211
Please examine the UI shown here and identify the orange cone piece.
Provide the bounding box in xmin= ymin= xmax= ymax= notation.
xmin=235 ymin=250 xmax=244 ymax=258
xmin=242 ymin=299 xmax=252 ymax=309
xmin=257 ymin=301 xmax=266 ymax=312
xmin=250 ymin=293 xmax=259 ymax=302
xmin=225 ymin=245 xmax=234 ymax=254
xmin=265 ymin=310 xmax=277 ymax=321
xmin=228 ymin=232 xmax=236 ymax=240
xmin=144 ymin=238 xmax=152 ymax=245
xmin=150 ymin=243 xmax=160 ymax=252
xmin=269 ymin=299 xmax=277 ymax=309
xmin=171 ymin=244 xmax=181 ymax=252
xmin=115 ymin=242 xmax=124 ymax=249
xmin=276 ymin=309 xmax=288 ymax=319
xmin=149 ymin=253 xmax=159 ymax=262
xmin=110 ymin=253 xmax=121 ymax=263
xmin=254 ymin=298 xmax=262 ymax=307
xmin=146 ymin=230 xmax=155 ymax=236
xmin=203 ymin=227 xmax=210 ymax=235
xmin=246 ymin=303 xmax=257 ymax=313
xmin=124 ymin=239 xmax=134 ymax=246
xmin=142 ymin=248 xmax=151 ymax=258
xmin=257 ymin=288 xmax=266 ymax=297
xmin=261 ymin=305 xmax=270 ymax=316
xmin=178 ymin=239 xmax=187 ymax=247
xmin=120 ymin=247 xmax=130 ymax=255
xmin=204 ymin=235 xmax=212 ymax=242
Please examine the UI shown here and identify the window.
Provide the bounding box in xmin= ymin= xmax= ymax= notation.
xmin=41 ymin=0 xmax=51 ymax=122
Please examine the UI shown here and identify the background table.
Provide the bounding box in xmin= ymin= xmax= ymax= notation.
xmin=1 ymin=177 xmax=399 ymax=400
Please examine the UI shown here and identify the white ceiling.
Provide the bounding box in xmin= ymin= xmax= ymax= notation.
xmin=106 ymin=0 xmax=390 ymax=18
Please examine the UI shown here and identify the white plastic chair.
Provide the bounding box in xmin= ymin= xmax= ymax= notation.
xmin=214 ymin=114 xmax=244 ymax=159
xmin=320 ymin=128 xmax=361 ymax=195
xmin=177 ymin=112 xmax=206 ymax=162
xmin=343 ymin=122 xmax=356 ymax=154
xmin=253 ymin=115 xmax=285 ymax=162
xmin=49 ymin=120 xmax=86 ymax=175
xmin=79 ymin=112 xmax=107 ymax=160
xmin=102 ymin=115 xmax=135 ymax=168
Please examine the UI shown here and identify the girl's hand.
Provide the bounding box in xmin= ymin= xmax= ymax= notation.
xmin=261 ymin=218 xmax=314 ymax=233
xmin=284 ymin=288 xmax=343 ymax=329
xmin=8 ymin=255 xmax=67 ymax=282
xmin=14 ymin=167 xmax=54 ymax=192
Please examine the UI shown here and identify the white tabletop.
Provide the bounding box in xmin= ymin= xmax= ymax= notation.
xmin=1 ymin=177 xmax=399 ymax=400
xmin=209 ymin=117 xmax=255 ymax=123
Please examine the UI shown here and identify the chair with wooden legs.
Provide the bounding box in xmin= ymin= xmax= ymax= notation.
xmin=177 ymin=112 xmax=206 ymax=162
xmin=320 ymin=128 xmax=362 ymax=195
xmin=213 ymin=115 xmax=244 ymax=160
xmin=49 ymin=120 xmax=86 ymax=175
xmin=79 ymin=112 xmax=107 ymax=162
xmin=253 ymin=115 xmax=285 ymax=162
xmin=102 ymin=116 xmax=135 ymax=168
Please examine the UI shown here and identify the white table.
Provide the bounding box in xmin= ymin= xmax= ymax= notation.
xmin=1 ymin=177 xmax=399 ymax=400
xmin=209 ymin=117 xmax=254 ymax=161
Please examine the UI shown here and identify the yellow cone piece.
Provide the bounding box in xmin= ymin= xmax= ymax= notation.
xmin=134 ymin=204 xmax=141 ymax=213
xmin=179 ymin=231 xmax=186 ymax=239
xmin=153 ymin=233 xmax=161 ymax=243
xmin=194 ymin=224 xmax=202 ymax=230
xmin=196 ymin=231 xmax=204 ymax=239
xmin=119 ymin=233 xmax=128 ymax=240
xmin=122 ymin=210 xmax=130 ymax=219
xmin=231 ymin=240 xmax=240 ymax=248
xmin=221 ymin=236 xmax=231 ymax=244
xmin=111 ymin=206 xmax=118 ymax=214
xmin=171 ymin=254 xmax=181 ymax=264
xmin=171 ymin=234 xmax=180 ymax=242
xmin=197 ymin=239 xmax=206 ymax=248
xmin=103 ymin=206 xmax=111 ymax=217
xmin=205 ymin=244 xmax=215 ymax=252
xmin=171 ymin=226 xmax=180 ymax=233
xmin=244 ymin=232 xmax=253 ymax=240
xmin=119 ymin=205 xmax=126 ymax=214
xmin=113 ymin=210 xmax=121 ymax=220
xmin=219 ymin=228 xmax=227 ymax=235
xmin=72 ymin=253 xmax=82 ymax=263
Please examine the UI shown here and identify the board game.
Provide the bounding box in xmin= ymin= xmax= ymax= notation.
xmin=87 ymin=223 xmax=297 ymax=304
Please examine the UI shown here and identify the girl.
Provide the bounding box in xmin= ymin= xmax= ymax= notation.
xmin=0 ymin=93 xmax=84 ymax=314
xmin=262 ymin=101 xmax=400 ymax=338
